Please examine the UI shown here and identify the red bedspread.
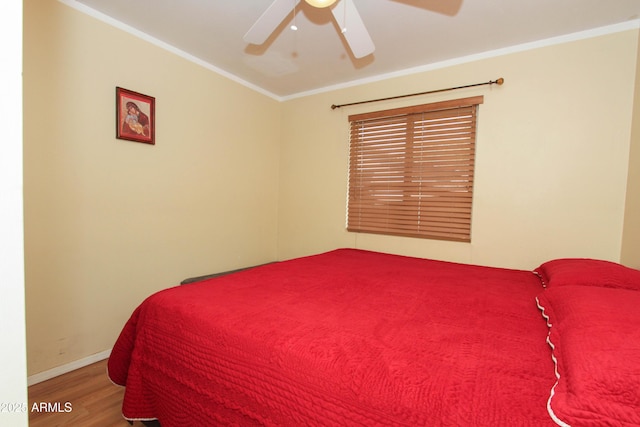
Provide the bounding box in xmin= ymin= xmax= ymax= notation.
xmin=108 ymin=249 xmax=556 ymax=426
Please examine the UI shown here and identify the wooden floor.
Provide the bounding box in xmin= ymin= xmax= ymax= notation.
xmin=28 ymin=358 xmax=148 ymax=427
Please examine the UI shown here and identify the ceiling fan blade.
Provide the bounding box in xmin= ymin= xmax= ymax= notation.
xmin=331 ymin=0 xmax=375 ymax=58
xmin=244 ymin=0 xmax=302 ymax=45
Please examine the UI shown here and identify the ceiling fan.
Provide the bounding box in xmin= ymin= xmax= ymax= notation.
xmin=243 ymin=0 xmax=375 ymax=59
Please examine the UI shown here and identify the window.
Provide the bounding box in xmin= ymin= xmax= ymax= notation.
xmin=346 ymin=96 xmax=483 ymax=242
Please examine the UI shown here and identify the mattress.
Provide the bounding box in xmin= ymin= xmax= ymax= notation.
xmin=108 ymin=248 xmax=562 ymax=426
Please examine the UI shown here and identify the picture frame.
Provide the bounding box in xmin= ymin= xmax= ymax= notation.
xmin=116 ymin=87 xmax=155 ymax=145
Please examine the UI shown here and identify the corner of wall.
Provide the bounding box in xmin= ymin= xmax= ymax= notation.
xmin=620 ymin=28 xmax=640 ymax=269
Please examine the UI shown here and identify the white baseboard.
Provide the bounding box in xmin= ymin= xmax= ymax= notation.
xmin=27 ymin=349 xmax=112 ymax=386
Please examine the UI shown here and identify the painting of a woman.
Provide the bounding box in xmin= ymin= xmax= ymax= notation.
xmin=122 ymin=102 xmax=150 ymax=137
xmin=116 ymin=87 xmax=155 ymax=144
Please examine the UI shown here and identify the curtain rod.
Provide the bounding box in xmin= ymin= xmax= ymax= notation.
xmin=330 ymin=77 xmax=504 ymax=110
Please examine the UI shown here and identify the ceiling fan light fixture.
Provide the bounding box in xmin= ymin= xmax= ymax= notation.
xmin=304 ymin=0 xmax=338 ymax=8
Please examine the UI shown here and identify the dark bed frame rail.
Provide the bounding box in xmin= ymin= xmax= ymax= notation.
xmin=126 ymin=421 xmax=160 ymax=427
xmin=180 ymin=263 xmax=273 ymax=285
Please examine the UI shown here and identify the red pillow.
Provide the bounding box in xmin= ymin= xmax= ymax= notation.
xmin=536 ymin=286 xmax=640 ymax=426
xmin=534 ymin=258 xmax=640 ymax=291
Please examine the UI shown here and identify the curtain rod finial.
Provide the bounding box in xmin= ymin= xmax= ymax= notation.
xmin=495 ymin=77 xmax=504 ymax=85
xmin=331 ymin=104 xmax=339 ymax=110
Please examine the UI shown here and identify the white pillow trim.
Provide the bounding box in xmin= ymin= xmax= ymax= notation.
xmin=536 ymin=296 xmax=571 ymax=427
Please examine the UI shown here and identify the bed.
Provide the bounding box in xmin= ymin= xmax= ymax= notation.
xmin=107 ymin=248 xmax=640 ymax=426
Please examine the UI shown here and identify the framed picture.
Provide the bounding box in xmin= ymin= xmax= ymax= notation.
xmin=116 ymin=87 xmax=155 ymax=145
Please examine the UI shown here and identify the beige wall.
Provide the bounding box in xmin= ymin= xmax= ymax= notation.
xmin=23 ymin=0 xmax=281 ymax=375
xmin=621 ymin=30 xmax=640 ymax=269
xmin=278 ymin=30 xmax=639 ymax=269
xmin=24 ymin=0 xmax=640 ymax=377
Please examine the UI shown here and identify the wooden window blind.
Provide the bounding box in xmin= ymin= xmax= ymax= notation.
xmin=347 ymin=96 xmax=483 ymax=242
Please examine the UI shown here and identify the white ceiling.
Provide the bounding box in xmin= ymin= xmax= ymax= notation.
xmin=66 ymin=0 xmax=640 ymax=99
